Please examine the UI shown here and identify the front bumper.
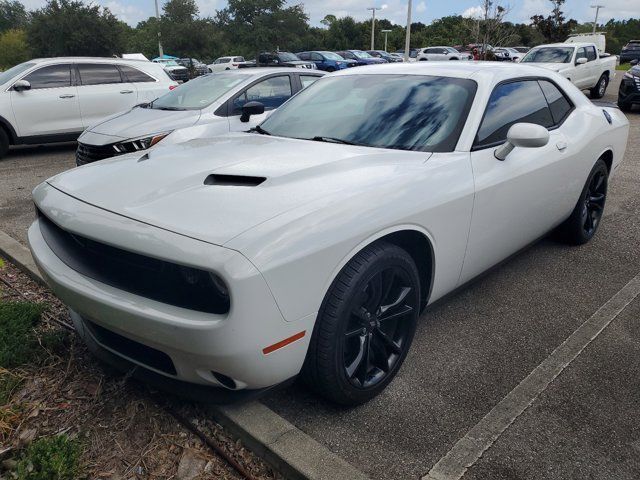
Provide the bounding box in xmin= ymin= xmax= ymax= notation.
xmin=28 ymin=183 xmax=313 ymax=394
xmin=618 ymin=77 xmax=640 ymax=105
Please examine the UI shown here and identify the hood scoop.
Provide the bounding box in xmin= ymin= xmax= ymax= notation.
xmin=204 ymin=174 xmax=266 ymax=187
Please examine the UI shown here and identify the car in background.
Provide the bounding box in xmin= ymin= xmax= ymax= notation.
xmin=296 ymin=51 xmax=357 ymax=71
xmin=493 ymin=47 xmax=522 ymax=62
xmin=75 ymin=68 xmax=324 ymax=165
xmin=620 ymin=40 xmax=640 ymax=64
xmin=0 ymin=57 xmax=177 ymax=159
xmin=209 ymin=56 xmax=247 ymax=73
xmin=152 ymin=58 xmax=190 ymax=82
xmin=395 ymin=48 xmax=419 ymax=61
xmin=366 ymin=50 xmax=403 ymax=63
xmin=30 ymin=62 xmax=629 ymax=406
xmin=242 ymin=52 xmax=316 ymax=69
xmin=618 ymin=62 xmax=640 ymax=112
xmin=513 ymin=46 xmax=530 ymax=54
xmin=389 ymin=52 xmax=405 ymax=60
xmin=417 ymin=46 xmax=471 ymax=61
xmin=176 ymin=58 xmax=209 ymax=78
xmin=335 ymin=50 xmax=386 ymax=66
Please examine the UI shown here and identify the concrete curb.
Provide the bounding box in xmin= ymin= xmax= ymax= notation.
xmin=0 ymin=229 xmax=369 ymax=480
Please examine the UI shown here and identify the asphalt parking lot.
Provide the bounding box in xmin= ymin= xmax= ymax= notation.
xmin=1 ymin=75 xmax=638 ymax=480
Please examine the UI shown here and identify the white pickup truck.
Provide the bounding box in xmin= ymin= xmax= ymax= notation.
xmin=520 ymin=42 xmax=616 ymax=98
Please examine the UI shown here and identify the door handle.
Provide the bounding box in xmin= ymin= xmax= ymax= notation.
xmin=120 ymin=90 xmax=134 ymax=94
xmin=59 ymin=94 xmax=75 ymax=98
xmin=556 ymin=141 xmax=568 ymax=151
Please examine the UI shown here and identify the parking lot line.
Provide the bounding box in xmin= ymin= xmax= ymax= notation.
xmin=422 ymin=270 xmax=640 ymax=480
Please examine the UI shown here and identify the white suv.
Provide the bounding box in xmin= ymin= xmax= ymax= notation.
xmin=209 ymin=56 xmax=247 ymax=73
xmin=0 ymin=57 xmax=177 ymax=158
xmin=417 ymin=47 xmax=471 ymax=61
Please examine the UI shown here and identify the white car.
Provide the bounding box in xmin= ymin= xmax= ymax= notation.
xmin=209 ymin=56 xmax=247 ymax=73
xmin=28 ymin=63 xmax=629 ymax=405
xmin=520 ymin=42 xmax=617 ymax=98
xmin=76 ymin=68 xmax=324 ymax=165
xmin=152 ymin=58 xmax=190 ymax=82
xmin=0 ymin=57 xmax=177 ymax=158
xmin=417 ymin=46 xmax=471 ymax=61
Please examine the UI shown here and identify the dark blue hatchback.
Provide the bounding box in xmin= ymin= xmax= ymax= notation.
xmin=297 ymin=51 xmax=357 ymax=71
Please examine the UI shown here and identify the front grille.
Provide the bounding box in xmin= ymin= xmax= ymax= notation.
xmin=76 ymin=142 xmax=122 ymax=166
xmin=38 ymin=211 xmax=230 ymax=314
xmin=84 ymin=318 xmax=176 ymax=375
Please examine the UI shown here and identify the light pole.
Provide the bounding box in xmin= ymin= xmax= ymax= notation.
xmin=591 ymin=4 xmax=604 ymax=34
xmin=367 ymin=6 xmax=382 ymax=50
xmin=381 ymin=29 xmax=392 ymax=52
xmin=403 ymin=0 xmax=412 ymax=62
xmin=154 ymin=0 xmax=163 ymax=57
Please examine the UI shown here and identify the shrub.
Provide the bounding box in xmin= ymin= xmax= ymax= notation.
xmin=0 ymin=302 xmax=45 ymax=368
xmin=15 ymin=435 xmax=83 ymax=480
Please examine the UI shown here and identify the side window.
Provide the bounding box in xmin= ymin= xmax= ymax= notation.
xmin=234 ymin=57 xmax=245 ymax=62
xmin=119 ymin=65 xmax=155 ymax=83
xmin=310 ymin=53 xmax=323 ymax=61
xmin=300 ymin=75 xmax=320 ymax=89
xmin=475 ymin=80 xmax=554 ymax=148
xmin=22 ymin=64 xmax=72 ymax=89
xmin=576 ymin=47 xmax=588 ymax=62
xmin=233 ymin=76 xmax=293 ymax=112
xmin=586 ymin=46 xmax=597 ymax=61
xmin=538 ymin=80 xmax=573 ymax=125
xmin=78 ymin=64 xmax=122 ymax=85
xmin=297 ymin=52 xmax=309 ymax=60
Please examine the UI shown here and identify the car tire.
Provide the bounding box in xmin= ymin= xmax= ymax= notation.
xmin=555 ymin=158 xmax=608 ymax=245
xmin=301 ymin=241 xmax=420 ymax=405
xmin=590 ymin=74 xmax=608 ymax=99
xmin=326 ymin=67 xmax=336 ymax=72
xmin=0 ymin=127 xmax=9 ymax=159
xmin=419 ymin=58 xmax=427 ymax=61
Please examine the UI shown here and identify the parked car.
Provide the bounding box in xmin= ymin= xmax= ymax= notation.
xmin=513 ymin=46 xmax=530 ymax=53
xmin=620 ymin=40 xmax=640 ymax=64
xmin=0 ymin=57 xmax=177 ymax=159
xmin=389 ymin=52 xmax=405 ymax=60
xmin=618 ymin=62 xmax=640 ymax=112
xmin=493 ymin=47 xmax=522 ymax=62
xmin=417 ymin=46 xmax=471 ymax=61
xmin=76 ymin=68 xmax=324 ymax=165
xmin=29 ymin=62 xmax=628 ymax=405
xmin=176 ymin=58 xmax=209 ymax=78
xmin=241 ymin=52 xmax=316 ymax=69
xmin=152 ymin=58 xmax=190 ymax=82
xmin=366 ymin=50 xmax=403 ymax=63
xmin=395 ymin=48 xmax=419 ymax=61
xmin=209 ymin=56 xmax=247 ymax=73
xmin=296 ymin=51 xmax=357 ymax=71
xmin=520 ymin=43 xmax=616 ymax=98
xmin=335 ymin=50 xmax=386 ymax=66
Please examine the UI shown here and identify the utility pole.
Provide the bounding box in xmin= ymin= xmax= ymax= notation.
xmin=381 ymin=29 xmax=392 ymax=52
xmin=403 ymin=0 xmax=412 ymax=62
xmin=367 ymin=6 xmax=382 ymax=50
xmin=591 ymin=4 xmax=604 ymax=34
xmin=154 ymin=0 xmax=163 ymax=57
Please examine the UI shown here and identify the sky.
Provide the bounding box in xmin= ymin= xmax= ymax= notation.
xmin=17 ymin=0 xmax=640 ymax=27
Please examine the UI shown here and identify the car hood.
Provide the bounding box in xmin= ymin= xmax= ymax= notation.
xmin=47 ymin=134 xmax=430 ymax=246
xmin=525 ymin=62 xmax=570 ymax=72
xmin=86 ymin=107 xmax=201 ymax=140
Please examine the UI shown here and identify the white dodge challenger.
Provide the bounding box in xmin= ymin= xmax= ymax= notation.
xmin=28 ymin=63 xmax=629 ymax=405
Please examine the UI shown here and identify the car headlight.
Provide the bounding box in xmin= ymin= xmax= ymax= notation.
xmin=112 ymin=132 xmax=171 ymax=154
xmin=624 ymin=68 xmax=640 ymax=79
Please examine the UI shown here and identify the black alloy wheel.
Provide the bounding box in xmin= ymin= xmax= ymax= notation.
xmin=582 ymin=168 xmax=606 ymax=237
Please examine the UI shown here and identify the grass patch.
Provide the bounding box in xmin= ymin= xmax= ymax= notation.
xmin=617 ymin=63 xmax=632 ymax=71
xmin=0 ymin=302 xmax=46 ymax=369
xmin=0 ymin=370 xmax=23 ymax=404
xmin=15 ymin=435 xmax=83 ymax=480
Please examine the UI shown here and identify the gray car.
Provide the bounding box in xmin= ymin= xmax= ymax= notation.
xmin=76 ymin=68 xmax=324 ymax=166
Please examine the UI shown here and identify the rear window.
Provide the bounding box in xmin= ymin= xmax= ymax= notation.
xmin=120 ymin=65 xmax=155 ymax=83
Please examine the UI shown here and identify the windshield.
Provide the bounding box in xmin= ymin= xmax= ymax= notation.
xmin=260 ymin=74 xmax=476 ymax=152
xmin=521 ymin=47 xmax=574 ymax=63
xmin=0 ymin=62 xmax=35 ymax=85
xmin=150 ymin=72 xmax=246 ymax=110
xmin=321 ymin=52 xmax=344 ymax=60
xmin=353 ymin=51 xmax=373 ymax=58
xmin=157 ymin=59 xmax=179 ymax=66
xmin=278 ymin=52 xmax=299 ymax=62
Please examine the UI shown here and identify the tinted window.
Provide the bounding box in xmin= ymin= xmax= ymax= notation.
xmin=78 ymin=64 xmax=122 ymax=85
xmin=23 ymin=64 xmax=72 ymax=89
xmin=538 ymin=80 xmax=572 ymax=125
xmin=310 ymin=53 xmax=323 ymax=61
xmin=586 ymin=46 xmax=597 ymax=61
xmin=233 ymin=75 xmax=292 ymax=112
xmin=233 ymin=57 xmax=245 ymax=62
xmin=300 ymin=75 xmax=320 ymax=88
xmin=260 ymin=75 xmax=477 ymax=153
xmin=297 ymin=52 xmax=310 ymax=60
xmin=476 ymin=80 xmax=553 ymax=148
xmin=119 ymin=65 xmax=155 ymax=83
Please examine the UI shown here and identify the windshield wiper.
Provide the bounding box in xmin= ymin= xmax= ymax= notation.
xmin=312 ymin=136 xmax=358 ymax=145
xmin=250 ymin=125 xmax=271 ymax=135
xmin=154 ymin=106 xmax=184 ymax=111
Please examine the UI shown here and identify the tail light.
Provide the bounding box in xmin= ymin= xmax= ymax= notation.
xmin=169 ymin=85 xmax=177 ymax=90
xmin=232 ymin=63 xmax=239 ymax=66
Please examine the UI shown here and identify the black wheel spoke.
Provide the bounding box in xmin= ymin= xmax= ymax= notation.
xmin=345 ymin=327 xmax=364 ymax=338
xmin=356 ymin=334 xmax=372 ymax=384
xmin=345 ymin=334 xmax=366 ymax=378
xmin=380 ymin=286 xmax=412 ymax=315
xmin=379 ymin=304 xmax=414 ymax=323
xmin=375 ymin=328 xmax=402 ymax=355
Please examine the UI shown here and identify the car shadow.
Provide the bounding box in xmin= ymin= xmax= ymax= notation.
xmin=5 ymin=142 xmax=77 ymax=160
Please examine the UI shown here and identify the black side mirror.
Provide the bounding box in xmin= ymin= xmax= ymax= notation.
xmin=13 ymin=80 xmax=31 ymax=92
xmin=631 ymin=59 xmax=639 ymax=66
xmin=240 ymin=101 xmax=265 ymax=122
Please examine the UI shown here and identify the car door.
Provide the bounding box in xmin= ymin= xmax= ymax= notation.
xmin=76 ymin=63 xmax=138 ymax=128
xmin=228 ymin=74 xmax=294 ymax=132
xmin=310 ymin=52 xmax=324 ymax=70
xmin=585 ymin=46 xmax=599 ymax=85
xmin=574 ymin=47 xmax=591 ymax=88
xmin=459 ymin=79 xmax=576 ymax=283
xmin=10 ymin=63 xmax=82 ymax=137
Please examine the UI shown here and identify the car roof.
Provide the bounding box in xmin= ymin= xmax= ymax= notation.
xmin=28 ymin=57 xmax=155 ymax=64
xmin=221 ymin=67 xmax=324 ymax=76
xmin=534 ymin=43 xmax=592 ymax=48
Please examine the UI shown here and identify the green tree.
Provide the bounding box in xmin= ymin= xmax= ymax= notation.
xmin=531 ymin=0 xmax=577 ymax=43
xmin=0 ymin=29 xmax=30 ymax=69
xmin=0 ymin=0 xmax=28 ymax=33
xmin=27 ymin=0 xmax=128 ymax=57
